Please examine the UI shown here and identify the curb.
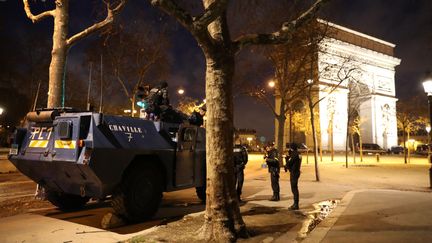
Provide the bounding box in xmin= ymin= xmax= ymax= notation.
xmin=301 ymin=189 xmax=361 ymax=243
xmin=302 ymin=188 xmax=430 ymax=243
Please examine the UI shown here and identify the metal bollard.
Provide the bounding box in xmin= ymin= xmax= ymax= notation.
xmin=376 ymin=153 xmax=380 ymax=162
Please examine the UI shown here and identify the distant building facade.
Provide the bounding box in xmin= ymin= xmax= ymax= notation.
xmin=275 ymin=20 xmax=401 ymax=151
xmin=234 ymin=128 xmax=257 ymax=150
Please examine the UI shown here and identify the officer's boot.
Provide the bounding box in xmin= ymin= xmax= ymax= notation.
xmin=289 ymin=200 xmax=299 ymax=210
xmin=270 ymin=193 xmax=280 ymax=201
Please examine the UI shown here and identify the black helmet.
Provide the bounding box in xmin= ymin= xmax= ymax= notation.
xmin=159 ymin=81 xmax=168 ymax=88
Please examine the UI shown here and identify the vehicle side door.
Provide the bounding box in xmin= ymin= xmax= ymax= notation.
xmin=175 ymin=126 xmax=197 ymax=187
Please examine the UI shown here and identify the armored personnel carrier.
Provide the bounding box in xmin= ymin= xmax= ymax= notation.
xmin=9 ymin=108 xmax=206 ymax=221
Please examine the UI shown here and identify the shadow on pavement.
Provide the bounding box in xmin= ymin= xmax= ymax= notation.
xmin=32 ymin=191 xmax=205 ymax=235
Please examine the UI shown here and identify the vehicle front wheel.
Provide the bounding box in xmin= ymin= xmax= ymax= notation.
xmin=45 ymin=189 xmax=89 ymax=210
xmin=112 ymin=167 xmax=163 ymax=222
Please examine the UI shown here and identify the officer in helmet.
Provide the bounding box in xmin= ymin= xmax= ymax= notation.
xmin=145 ymin=81 xmax=170 ymax=119
xmin=264 ymin=142 xmax=280 ymax=201
xmin=284 ymin=143 xmax=302 ymax=210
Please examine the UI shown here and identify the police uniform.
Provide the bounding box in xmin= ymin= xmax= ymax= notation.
xmin=233 ymin=145 xmax=248 ymax=201
xmin=265 ymin=146 xmax=280 ymax=201
xmin=285 ymin=147 xmax=302 ymax=209
xmin=145 ymin=81 xmax=170 ymax=119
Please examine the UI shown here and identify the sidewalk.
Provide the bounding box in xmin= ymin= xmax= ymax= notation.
xmin=304 ymin=189 xmax=432 ymax=243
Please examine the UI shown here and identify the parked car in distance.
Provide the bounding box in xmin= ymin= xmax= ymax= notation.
xmin=286 ymin=142 xmax=310 ymax=153
xmin=415 ymin=144 xmax=431 ymax=156
xmin=356 ymin=143 xmax=387 ymax=154
xmin=390 ymin=145 xmax=405 ymax=154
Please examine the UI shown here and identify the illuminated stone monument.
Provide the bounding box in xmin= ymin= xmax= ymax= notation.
xmin=276 ymin=20 xmax=401 ymax=151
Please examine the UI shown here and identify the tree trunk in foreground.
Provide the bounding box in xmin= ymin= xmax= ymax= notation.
xmin=198 ymin=52 xmax=246 ymax=242
xmin=48 ymin=0 xmax=69 ymax=108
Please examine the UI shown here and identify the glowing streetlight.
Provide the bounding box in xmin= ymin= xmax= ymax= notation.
xmin=177 ymin=88 xmax=185 ymax=95
xmin=0 ymin=107 xmax=3 ymax=115
xmin=422 ymin=71 xmax=432 ymax=188
xmin=268 ymin=80 xmax=275 ymax=88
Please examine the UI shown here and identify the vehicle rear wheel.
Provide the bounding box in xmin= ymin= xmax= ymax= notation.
xmin=45 ymin=189 xmax=89 ymax=210
xmin=112 ymin=167 xmax=163 ymax=222
xmin=195 ymin=186 xmax=206 ymax=202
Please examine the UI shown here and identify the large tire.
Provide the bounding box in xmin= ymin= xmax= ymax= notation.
xmin=45 ymin=189 xmax=89 ymax=210
xmin=112 ymin=167 xmax=163 ymax=222
xmin=195 ymin=186 xmax=206 ymax=202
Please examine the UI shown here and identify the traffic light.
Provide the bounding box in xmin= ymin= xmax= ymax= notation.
xmin=136 ymin=86 xmax=148 ymax=108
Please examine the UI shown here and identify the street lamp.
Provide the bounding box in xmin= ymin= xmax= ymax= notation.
xmin=268 ymin=80 xmax=275 ymax=88
xmin=422 ymin=72 xmax=432 ymax=188
xmin=177 ymin=88 xmax=185 ymax=95
xmin=0 ymin=107 xmax=3 ymax=115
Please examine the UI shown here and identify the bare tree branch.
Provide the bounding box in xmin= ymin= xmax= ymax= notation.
xmin=233 ymin=0 xmax=329 ymax=52
xmin=66 ymin=0 xmax=127 ymax=48
xmin=113 ymin=68 xmax=131 ymax=100
xmin=23 ymin=0 xmax=54 ymax=23
xmin=150 ymin=0 xmax=194 ymax=31
xmin=195 ymin=0 xmax=229 ymax=29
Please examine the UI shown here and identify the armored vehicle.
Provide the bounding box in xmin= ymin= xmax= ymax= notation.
xmin=8 ymin=108 xmax=206 ymax=221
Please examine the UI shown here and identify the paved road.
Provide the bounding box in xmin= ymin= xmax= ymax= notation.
xmin=0 ymin=154 xmax=268 ymax=242
xmin=1 ymin=153 xmax=431 ymax=243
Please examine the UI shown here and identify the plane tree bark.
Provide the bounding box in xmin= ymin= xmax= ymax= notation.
xmin=147 ymin=0 xmax=329 ymax=241
xmin=23 ymin=0 xmax=126 ymax=108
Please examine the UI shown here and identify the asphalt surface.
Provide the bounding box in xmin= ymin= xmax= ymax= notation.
xmin=0 ymin=153 xmax=431 ymax=243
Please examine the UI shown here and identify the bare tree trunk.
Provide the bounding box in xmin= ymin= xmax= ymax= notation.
xmin=407 ymin=133 xmax=411 ymax=163
xmin=198 ymin=52 xmax=246 ymax=241
xmin=276 ymin=100 xmax=286 ymax=166
xmin=329 ymin=117 xmax=334 ymax=161
xmin=403 ymin=130 xmax=407 ymax=164
xmin=308 ymin=95 xmax=320 ymax=181
xmin=345 ymin=129 xmax=349 ymax=168
xmin=47 ymin=0 xmax=69 ymax=108
xmin=131 ymin=96 xmax=136 ymax=118
xmin=351 ymin=132 xmax=356 ymax=163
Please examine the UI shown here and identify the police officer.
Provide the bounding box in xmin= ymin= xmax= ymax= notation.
xmin=233 ymin=144 xmax=248 ymax=202
xmin=264 ymin=142 xmax=280 ymax=201
xmin=189 ymin=105 xmax=206 ymax=127
xmin=145 ymin=81 xmax=170 ymax=119
xmin=284 ymin=143 xmax=302 ymax=210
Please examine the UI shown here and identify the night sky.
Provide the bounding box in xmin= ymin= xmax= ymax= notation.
xmin=0 ymin=0 xmax=431 ymax=141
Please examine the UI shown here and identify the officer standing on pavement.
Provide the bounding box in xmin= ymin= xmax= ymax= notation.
xmin=285 ymin=143 xmax=302 ymax=210
xmin=264 ymin=142 xmax=280 ymax=201
xmin=233 ymin=144 xmax=248 ymax=202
